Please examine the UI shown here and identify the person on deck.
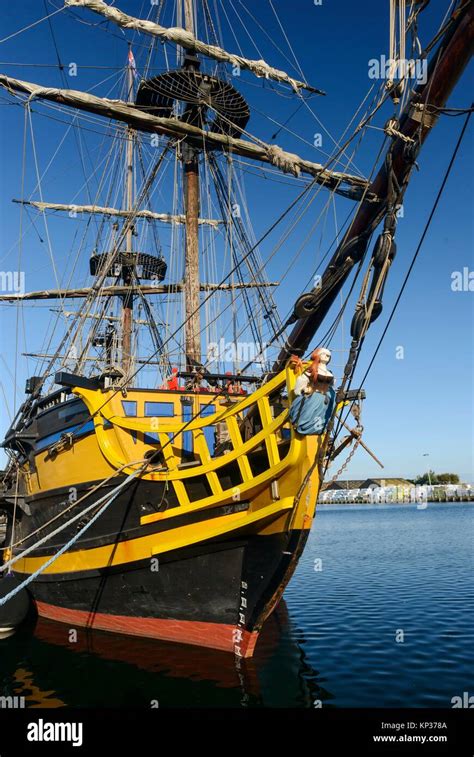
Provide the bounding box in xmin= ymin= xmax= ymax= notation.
xmin=166 ymin=366 xmax=179 ymax=390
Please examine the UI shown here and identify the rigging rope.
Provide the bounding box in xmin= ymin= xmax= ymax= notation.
xmin=323 ymin=106 xmax=472 ymax=476
xmin=355 ymin=107 xmax=472 ymax=400
xmin=4 ymin=0 xmax=464 ymax=459
xmin=0 ymin=464 xmax=148 ymax=606
xmin=0 ymin=6 xmax=65 ymax=45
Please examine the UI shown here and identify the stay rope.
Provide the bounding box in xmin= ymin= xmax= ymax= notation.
xmin=322 ymin=106 xmax=472 ymax=478
xmin=0 ymin=463 xmax=148 ymax=607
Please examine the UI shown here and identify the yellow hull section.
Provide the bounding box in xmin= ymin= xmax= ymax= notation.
xmin=19 ymin=364 xmax=323 ymax=576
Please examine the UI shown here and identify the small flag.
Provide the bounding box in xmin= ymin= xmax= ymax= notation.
xmin=128 ymin=48 xmax=138 ymax=78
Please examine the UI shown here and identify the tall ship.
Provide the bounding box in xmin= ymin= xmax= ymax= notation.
xmin=0 ymin=0 xmax=472 ymax=656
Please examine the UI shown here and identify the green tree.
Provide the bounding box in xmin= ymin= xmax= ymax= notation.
xmin=437 ymin=473 xmax=460 ymax=484
xmin=414 ymin=471 xmax=460 ymax=485
xmin=414 ymin=470 xmax=437 ymax=485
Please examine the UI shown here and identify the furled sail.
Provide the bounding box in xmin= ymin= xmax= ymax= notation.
xmin=0 ymin=74 xmax=368 ymax=199
xmin=65 ymin=0 xmax=324 ymax=95
xmin=0 ymin=283 xmax=277 ymax=301
xmin=12 ymin=200 xmax=223 ymax=227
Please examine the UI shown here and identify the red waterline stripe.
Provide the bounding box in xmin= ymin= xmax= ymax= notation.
xmin=35 ymin=601 xmax=259 ymax=657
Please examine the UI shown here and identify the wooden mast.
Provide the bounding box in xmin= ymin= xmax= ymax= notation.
xmin=0 ymin=3 xmax=469 ymax=378
xmin=182 ymin=0 xmax=201 ymax=370
xmin=121 ymin=44 xmax=135 ymax=380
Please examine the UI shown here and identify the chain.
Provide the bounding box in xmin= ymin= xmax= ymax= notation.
xmin=324 ymin=425 xmax=364 ymax=488
xmin=292 ymin=399 xmax=364 ymax=512
xmin=318 ymin=394 xmax=363 ymax=482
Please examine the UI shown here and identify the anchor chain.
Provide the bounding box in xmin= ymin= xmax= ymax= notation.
xmin=325 ymin=423 xmax=364 ymax=488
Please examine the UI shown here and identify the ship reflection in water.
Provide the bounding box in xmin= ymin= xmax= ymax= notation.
xmin=1 ymin=600 xmax=331 ymax=708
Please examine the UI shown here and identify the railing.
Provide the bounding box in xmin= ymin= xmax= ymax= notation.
xmin=73 ymin=365 xmax=305 ymax=520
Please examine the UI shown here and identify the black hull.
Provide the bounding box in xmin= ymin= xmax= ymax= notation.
xmin=20 ymin=533 xmax=305 ymax=654
xmin=11 ymin=479 xmax=306 ymax=654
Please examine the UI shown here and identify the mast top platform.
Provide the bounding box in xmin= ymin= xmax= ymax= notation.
xmin=89 ymin=252 xmax=167 ymax=281
xmin=136 ymin=70 xmax=250 ymax=140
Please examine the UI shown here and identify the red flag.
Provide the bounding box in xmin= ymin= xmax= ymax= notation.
xmin=128 ymin=49 xmax=138 ymax=78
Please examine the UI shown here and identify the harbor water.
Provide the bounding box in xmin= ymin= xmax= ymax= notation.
xmin=0 ymin=502 xmax=472 ymax=708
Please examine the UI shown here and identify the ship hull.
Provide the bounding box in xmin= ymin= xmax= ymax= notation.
xmin=16 ymin=527 xmax=307 ymax=656
xmin=4 ymin=369 xmax=321 ymax=657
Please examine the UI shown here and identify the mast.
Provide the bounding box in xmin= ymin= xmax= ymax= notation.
xmin=182 ymin=0 xmax=201 ymax=370
xmin=1 ymin=2 xmax=470 ymax=384
xmin=121 ymin=44 xmax=134 ymax=379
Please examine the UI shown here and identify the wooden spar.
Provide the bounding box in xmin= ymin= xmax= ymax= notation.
xmin=121 ymin=50 xmax=134 ymax=380
xmin=52 ymin=309 xmax=152 ymax=325
xmin=23 ymin=352 xmax=167 ymax=366
xmin=273 ymin=0 xmax=474 ymax=371
xmin=12 ymin=199 xmax=224 ymax=226
xmin=0 ymin=282 xmax=278 ymax=301
xmin=0 ymin=75 xmax=369 ymax=199
xmin=182 ymin=0 xmax=201 ymax=371
xmin=64 ymin=0 xmax=324 ymax=95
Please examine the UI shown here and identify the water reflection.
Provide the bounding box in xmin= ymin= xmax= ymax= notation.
xmin=1 ymin=600 xmax=331 ymax=708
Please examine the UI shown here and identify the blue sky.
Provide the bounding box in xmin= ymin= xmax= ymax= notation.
xmin=0 ymin=1 xmax=472 ymax=482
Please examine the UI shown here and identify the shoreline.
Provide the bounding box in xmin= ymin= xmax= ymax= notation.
xmin=317 ymin=499 xmax=473 ymax=506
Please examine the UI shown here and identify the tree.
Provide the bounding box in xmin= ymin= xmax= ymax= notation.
xmin=414 ymin=470 xmax=435 ymax=485
xmin=414 ymin=471 xmax=460 ymax=485
xmin=437 ymin=473 xmax=460 ymax=484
